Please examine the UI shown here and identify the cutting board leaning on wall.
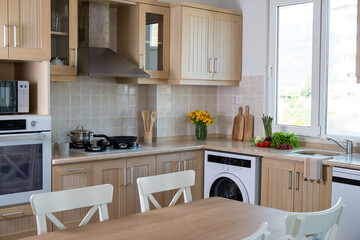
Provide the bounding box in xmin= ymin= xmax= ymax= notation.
xmin=232 ymin=106 xmax=244 ymax=140
xmin=243 ymin=105 xmax=254 ymax=141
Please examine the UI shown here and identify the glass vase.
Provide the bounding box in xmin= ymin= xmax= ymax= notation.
xmin=195 ymin=123 xmax=207 ymax=140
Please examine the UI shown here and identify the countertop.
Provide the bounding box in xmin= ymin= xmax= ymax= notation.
xmin=52 ymin=138 xmax=360 ymax=170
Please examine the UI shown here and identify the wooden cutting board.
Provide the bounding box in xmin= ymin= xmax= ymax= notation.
xmin=232 ymin=106 xmax=244 ymax=141
xmin=243 ymin=105 xmax=254 ymax=141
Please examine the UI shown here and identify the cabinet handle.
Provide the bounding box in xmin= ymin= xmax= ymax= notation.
xmin=295 ymin=172 xmax=300 ymax=190
xmin=13 ymin=26 xmax=16 ymax=48
xmin=1 ymin=211 xmax=24 ymax=217
xmin=140 ymin=54 xmax=145 ymax=70
xmin=74 ymin=48 xmax=78 ymax=67
xmin=130 ymin=167 xmax=134 ymax=185
xmin=177 ymin=161 xmax=181 ymax=172
xmin=214 ymin=58 xmax=218 ymax=73
xmin=183 ymin=160 xmax=187 ymax=171
xmin=209 ymin=58 xmax=214 ymax=73
xmin=288 ymin=171 xmax=292 ymax=189
xmin=123 ymin=168 xmax=127 ymax=186
xmin=65 ymin=167 xmax=85 ymax=172
xmin=2 ymin=25 xmax=6 ymax=48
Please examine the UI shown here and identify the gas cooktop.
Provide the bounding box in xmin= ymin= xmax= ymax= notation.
xmin=70 ymin=145 xmax=155 ymax=155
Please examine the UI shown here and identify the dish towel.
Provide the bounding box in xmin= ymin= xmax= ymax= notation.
xmin=304 ymin=157 xmax=324 ymax=183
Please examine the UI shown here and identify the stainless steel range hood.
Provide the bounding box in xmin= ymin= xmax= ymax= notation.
xmin=78 ymin=1 xmax=149 ymax=78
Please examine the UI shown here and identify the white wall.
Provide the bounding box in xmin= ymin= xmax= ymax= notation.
xmin=160 ymin=0 xmax=268 ymax=77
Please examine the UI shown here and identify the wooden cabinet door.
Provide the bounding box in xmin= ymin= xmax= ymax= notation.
xmin=93 ymin=160 xmax=127 ymax=220
xmin=295 ymin=163 xmax=332 ymax=212
xmin=0 ymin=204 xmax=37 ymax=240
xmin=181 ymin=150 xmax=204 ymax=201
xmin=0 ymin=0 xmax=8 ymax=59
xmin=8 ymin=0 xmax=50 ymax=60
xmin=261 ymin=158 xmax=295 ymax=212
xmin=213 ymin=12 xmax=242 ymax=81
xmin=126 ymin=156 xmax=156 ymax=215
xmin=52 ymin=163 xmax=93 ymax=229
xmin=156 ymin=152 xmax=181 ymax=207
xmin=181 ymin=7 xmax=214 ymax=80
xmin=139 ymin=4 xmax=170 ymax=79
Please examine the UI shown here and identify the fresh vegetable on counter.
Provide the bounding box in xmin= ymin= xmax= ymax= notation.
xmin=250 ymin=136 xmax=263 ymax=145
xmin=270 ymin=132 xmax=299 ymax=150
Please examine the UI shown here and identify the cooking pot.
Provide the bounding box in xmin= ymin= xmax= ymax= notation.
xmin=67 ymin=125 xmax=93 ymax=143
xmin=93 ymin=134 xmax=137 ymax=148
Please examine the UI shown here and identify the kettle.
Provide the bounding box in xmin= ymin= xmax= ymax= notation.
xmin=51 ymin=57 xmax=66 ymax=66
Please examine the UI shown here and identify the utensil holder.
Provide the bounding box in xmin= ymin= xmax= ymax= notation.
xmin=144 ymin=130 xmax=152 ymax=144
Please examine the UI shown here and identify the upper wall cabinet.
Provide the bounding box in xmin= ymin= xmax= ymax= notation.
xmin=0 ymin=0 xmax=50 ymax=61
xmin=169 ymin=2 xmax=242 ymax=86
xmin=50 ymin=0 xmax=78 ymax=82
xmin=116 ymin=1 xmax=170 ymax=84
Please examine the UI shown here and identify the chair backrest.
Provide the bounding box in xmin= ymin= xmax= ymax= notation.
xmin=30 ymin=184 xmax=113 ymax=235
xmin=137 ymin=170 xmax=195 ymax=213
xmin=242 ymin=222 xmax=270 ymax=240
xmin=285 ymin=197 xmax=346 ymax=240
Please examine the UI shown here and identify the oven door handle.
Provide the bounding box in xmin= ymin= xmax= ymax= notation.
xmin=0 ymin=133 xmax=47 ymax=142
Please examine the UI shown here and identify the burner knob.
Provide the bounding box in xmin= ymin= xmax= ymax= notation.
xmin=31 ymin=120 xmax=37 ymax=127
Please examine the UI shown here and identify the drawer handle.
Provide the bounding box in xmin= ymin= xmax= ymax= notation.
xmin=1 ymin=211 xmax=24 ymax=217
xmin=74 ymin=48 xmax=78 ymax=67
xmin=295 ymin=172 xmax=300 ymax=190
xmin=123 ymin=168 xmax=127 ymax=186
xmin=13 ymin=26 xmax=16 ymax=48
xmin=183 ymin=160 xmax=187 ymax=171
xmin=288 ymin=171 xmax=292 ymax=189
xmin=130 ymin=167 xmax=134 ymax=185
xmin=177 ymin=161 xmax=181 ymax=172
xmin=65 ymin=167 xmax=85 ymax=172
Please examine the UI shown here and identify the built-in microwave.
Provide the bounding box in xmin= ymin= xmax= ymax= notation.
xmin=0 ymin=80 xmax=29 ymax=114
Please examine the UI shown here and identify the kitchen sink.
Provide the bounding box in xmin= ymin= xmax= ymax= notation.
xmin=292 ymin=149 xmax=343 ymax=157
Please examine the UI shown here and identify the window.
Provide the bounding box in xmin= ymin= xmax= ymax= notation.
xmin=268 ymin=0 xmax=359 ymax=138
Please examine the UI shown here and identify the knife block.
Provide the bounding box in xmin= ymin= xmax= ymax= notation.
xmin=144 ymin=130 xmax=152 ymax=143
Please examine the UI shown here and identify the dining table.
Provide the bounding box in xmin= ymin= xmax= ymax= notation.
xmin=22 ymin=197 xmax=289 ymax=240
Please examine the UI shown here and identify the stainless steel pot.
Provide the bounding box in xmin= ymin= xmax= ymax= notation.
xmin=67 ymin=125 xmax=93 ymax=143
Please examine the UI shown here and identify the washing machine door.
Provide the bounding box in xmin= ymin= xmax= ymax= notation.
xmin=208 ymin=172 xmax=250 ymax=202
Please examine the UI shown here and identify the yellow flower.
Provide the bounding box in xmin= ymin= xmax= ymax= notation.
xmin=190 ymin=120 xmax=194 ymax=124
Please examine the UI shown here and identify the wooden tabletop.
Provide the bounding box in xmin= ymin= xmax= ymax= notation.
xmin=22 ymin=197 xmax=288 ymax=240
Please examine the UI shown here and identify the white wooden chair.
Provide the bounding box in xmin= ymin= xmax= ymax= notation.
xmin=137 ymin=170 xmax=195 ymax=213
xmin=30 ymin=184 xmax=114 ymax=235
xmin=242 ymin=222 xmax=270 ymax=240
xmin=285 ymin=197 xmax=346 ymax=240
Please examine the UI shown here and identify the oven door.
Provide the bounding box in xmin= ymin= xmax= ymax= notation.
xmin=0 ymin=132 xmax=51 ymax=207
xmin=0 ymin=81 xmax=18 ymax=114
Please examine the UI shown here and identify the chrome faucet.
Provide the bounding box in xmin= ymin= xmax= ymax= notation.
xmin=327 ymin=137 xmax=353 ymax=155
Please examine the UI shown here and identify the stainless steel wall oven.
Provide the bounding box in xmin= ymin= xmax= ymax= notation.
xmin=0 ymin=115 xmax=51 ymax=207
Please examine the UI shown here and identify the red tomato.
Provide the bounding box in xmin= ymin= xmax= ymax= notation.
xmin=263 ymin=141 xmax=270 ymax=148
xmin=257 ymin=142 xmax=264 ymax=147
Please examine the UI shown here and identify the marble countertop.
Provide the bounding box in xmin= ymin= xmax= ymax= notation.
xmin=52 ymin=138 xmax=360 ymax=170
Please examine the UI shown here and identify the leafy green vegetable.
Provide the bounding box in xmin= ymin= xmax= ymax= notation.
xmin=250 ymin=136 xmax=263 ymax=145
xmin=270 ymin=132 xmax=299 ymax=149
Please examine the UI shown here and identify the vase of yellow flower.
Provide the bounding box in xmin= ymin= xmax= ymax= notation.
xmin=187 ymin=110 xmax=216 ymax=140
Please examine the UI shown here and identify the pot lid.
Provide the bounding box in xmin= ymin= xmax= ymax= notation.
xmin=70 ymin=125 xmax=93 ymax=134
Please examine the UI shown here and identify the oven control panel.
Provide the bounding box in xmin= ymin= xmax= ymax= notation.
xmin=0 ymin=120 xmax=26 ymax=131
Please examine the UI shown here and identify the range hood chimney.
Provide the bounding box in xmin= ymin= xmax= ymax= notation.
xmin=78 ymin=1 xmax=150 ymax=78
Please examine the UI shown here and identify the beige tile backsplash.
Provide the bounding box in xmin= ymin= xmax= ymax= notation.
xmin=51 ymin=75 xmax=265 ymax=142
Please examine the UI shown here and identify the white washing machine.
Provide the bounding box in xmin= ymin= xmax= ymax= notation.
xmin=204 ymin=150 xmax=261 ymax=204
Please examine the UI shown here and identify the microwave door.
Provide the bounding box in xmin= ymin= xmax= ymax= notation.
xmin=0 ymin=81 xmax=17 ymax=113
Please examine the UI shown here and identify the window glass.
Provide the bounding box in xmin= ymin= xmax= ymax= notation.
xmin=326 ymin=0 xmax=360 ymax=136
xmin=276 ymin=2 xmax=313 ymax=127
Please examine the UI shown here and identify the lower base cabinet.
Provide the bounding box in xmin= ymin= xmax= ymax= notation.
xmin=261 ymin=158 xmax=332 ymax=212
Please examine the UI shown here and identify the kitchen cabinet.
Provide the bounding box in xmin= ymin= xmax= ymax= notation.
xmin=261 ymin=158 xmax=332 ymax=212
xmin=0 ymin=0 xmax=50 ymax=61
xmin=52 ymin=163 xmax=93 ymax=229
xmin=156 ymin=150 xmax=204 ymax=207
xmin=169 ymin=2 xmax=242 ymax=86
xmin=116 ymin=1 xmax=170 ymax=84
xmin=0 ymin=204 xmax=37 ymax=240
xmin=50 ymin=0 xmax=78 ymax=82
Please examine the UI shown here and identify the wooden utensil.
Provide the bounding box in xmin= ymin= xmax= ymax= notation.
xmin=243 ymin=105 xmax=254 ymax=141
xmin=143 ymin=110 xmax=150 ymax=131
xmin=232 ymin=106 xmax=245 ymax=141
xmin=141 ymin=110 xmax=147 ymax=131
xmin=149 ymin=111 xmax=157 ymax=131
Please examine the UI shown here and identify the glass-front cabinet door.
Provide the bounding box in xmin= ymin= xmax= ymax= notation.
xmin=139 ymin=4 xmax=169 ymax=79
xmin=50 ymin=0 xmax=77 ymax=81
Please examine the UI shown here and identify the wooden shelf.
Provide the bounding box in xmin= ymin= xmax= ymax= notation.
xmin=51 ymin=31 xmax=69 ymax=36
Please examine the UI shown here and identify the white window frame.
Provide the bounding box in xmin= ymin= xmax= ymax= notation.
xmin=268 ymin=0 xmax=322 ymax=137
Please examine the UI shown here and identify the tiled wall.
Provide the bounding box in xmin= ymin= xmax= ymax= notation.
xmin=50 ymin=75 xmax=265 ymax=142
xmin=50 ymin=77 xmax=147 ymax=143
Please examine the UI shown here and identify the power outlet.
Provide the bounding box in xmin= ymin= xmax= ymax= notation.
xmin=236 ymin=96 xmax=243 ymax=104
